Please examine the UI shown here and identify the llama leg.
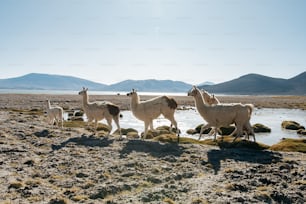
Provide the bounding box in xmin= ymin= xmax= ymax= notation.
xmin=231 ymin=126 xmax=242 ymax=142
xmin=60 ymin=113 xmax=63 ymax=128
xmin=113 ymin=115 xmax=122 ymax=139
xmin=164 ymin=114 xmax=179 ymax=134
xmin=106 ymin=117 xmax=113 ymax=136
xmin=165 ymin=113 xmax=180 ymax=142
xmin=149 ymin=120 xmax=155 ymax=131
xmin=143 ymin=121 xmax=149 ymax=139
xmin=94 ymin=120 xmax=98 ymax=134
xmin=245 ymin=122 xmax=255 ymax=142
xmin=213 ymin=128 xmax=218 ymax=141
xmin=199 ymin=124 xmax=210 ymax=140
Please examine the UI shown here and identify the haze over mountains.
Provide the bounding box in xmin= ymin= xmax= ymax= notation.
xmin=0 ymin=72 xmax=305 ymax=95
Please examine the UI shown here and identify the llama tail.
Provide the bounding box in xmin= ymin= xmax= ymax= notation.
xmin=246 ymin=104 xmax=254 ymax=116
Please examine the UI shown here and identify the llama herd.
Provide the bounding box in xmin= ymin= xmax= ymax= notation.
xmin=46 ymin=86 xmax=256 ymax=143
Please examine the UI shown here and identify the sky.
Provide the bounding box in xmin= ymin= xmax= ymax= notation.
xmin=0 ymin=0 xmax=305 ymax=85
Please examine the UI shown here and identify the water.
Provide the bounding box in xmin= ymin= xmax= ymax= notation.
xmin=0 ymin=89 xmax=187 ymax=96
xmin=116 ymin=108 xmax=306 ymax=146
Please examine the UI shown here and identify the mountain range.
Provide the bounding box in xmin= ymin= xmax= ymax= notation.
xmin=0 ymin=73 xmax=192 ymax=92
xmin=0 ymin=72 xmax=305 ymax=94
xmin=199 ymin=71 xmax=306 ymax=95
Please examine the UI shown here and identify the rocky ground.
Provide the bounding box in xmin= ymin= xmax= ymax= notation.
xmin=0 ymin=94 xmax=306 ymax=203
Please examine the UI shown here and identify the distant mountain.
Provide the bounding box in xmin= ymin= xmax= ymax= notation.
xmin=199 ymin=72 xmax=306 ymax=95
xmin=0 ymin=73 xmax=192 ymax=92
xmin=0 ymin=73 xmax=107 ymax=91
xmin=108 ymin=79 xmax=191 ymax=92
xmin=197 ymin=81 xmax=215 ymax=86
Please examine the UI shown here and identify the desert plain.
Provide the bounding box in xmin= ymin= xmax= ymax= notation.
xmin=0 ymin=93 xmax=306 ymax=203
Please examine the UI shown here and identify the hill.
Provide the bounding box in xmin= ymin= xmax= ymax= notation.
xmin=0 ymin=73 xmax=192 ymax=92
xmin=199 ymin=72 xmax=306 ymax=95
xmin=108 ymin=79 xmax=191 ymax=92
xmin=0 ymin=73 xmax=107 ymax=91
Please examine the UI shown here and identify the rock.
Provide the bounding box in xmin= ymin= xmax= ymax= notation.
xmin=34 ymin=129 xmax=49 ymax=137
xmin=74 ymin=111 xmax=84 ymax=117
xmin=297 ymin=129 xmax=306 ymax=135
xmin=113 ymin=128 xmax=138 ymax=136
xmin=186 ymin=129 xmax=197 ymax=135
xmin=253 ymin=123 xmax=271 ymax=133
xmin=281 ymin=121 xmax=305 ymax=130
xmin=70 ymin=116 xmax=84 ymax=121
xmin=219 ymin=126 xmax=236 ymax=135
xmin=195 ymin=124 xmax=212 ymax=134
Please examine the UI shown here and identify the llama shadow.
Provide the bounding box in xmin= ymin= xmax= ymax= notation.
xmin=51 ymin=134 xmax=114 ymax=151
xmin=119 ymin=139 xmax=185 ymax=159
xmin=204 ymin=148 xmax=282 ymax=175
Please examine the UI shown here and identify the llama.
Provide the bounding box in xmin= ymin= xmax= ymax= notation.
xmin=201 ymin=89 xmax=220 ymax=105
xmin=200 ymin=89 xmax=220 ymax=136
xmin=188 ymin=86 xmax=255 ymax=142
xmin=127 ymin=89 xmax=180 ymax=141
xmin=78 ymin=87 xmax=122 ymax=138
xmin=46 ymin=100 xmax=64 ymax=128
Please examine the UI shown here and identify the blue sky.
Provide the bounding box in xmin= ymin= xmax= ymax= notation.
xmin=0 ymin=0 xmax=305 ymax=85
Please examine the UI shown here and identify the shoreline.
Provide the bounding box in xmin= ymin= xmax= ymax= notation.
xmin=1 ymin=93 xmax=306 ymax=111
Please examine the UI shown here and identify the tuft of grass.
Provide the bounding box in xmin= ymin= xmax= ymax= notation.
xmin=295 ymin=180 xmax=306 ymax=185
xmin=10 ymin=108 xmax=44 ymax=115
xmin=163 ymin=198 xmax=176 ymax=204
xmin=153 ymin=134 xmax=179 ymax=143
xmin=49 ymin=197 xmax=69 ymax=204
xmin=113 ymin=128 xmax=138 ymax=135
xmin=269 ymin=138 xmax=306 ymax=153
xmin=71 ymin=195 xmax=89 ymax=202
xmin=191 ymin=198 xmax=209 ymax=204
xmin=256 ymin=186 xmax=272 ymax=192
xmin=64 ymin=120 xmax=86 ymax=128
xmin=154 ymin=134 xmax=269 ymax=150
xmin=254 ymin=192 xmax=272 ymax=202
xmin=9 ymin=181 xmax=23 ymax=189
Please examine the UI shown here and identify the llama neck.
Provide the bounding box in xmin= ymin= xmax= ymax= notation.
xmin=203 ymin=93 xmax=210 ymax=102
xmin=130 ymin=94 xmax=140 ymax=110
xmin=194 ymin=91 xmax=207 ymax=111
xmin=47 ymin=100 xmax=51 ymax=109
xmin=82 ymin=93 xmax=89 ymax=108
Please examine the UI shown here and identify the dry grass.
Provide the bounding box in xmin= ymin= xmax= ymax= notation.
xmin=269 ymin=138 xmax=306 ymax=153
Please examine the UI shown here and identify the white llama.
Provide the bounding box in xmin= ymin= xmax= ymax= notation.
xmin=188 ymin=86 xmax=255 ymax=142
xmin=78 ymin=87 xmax=122 ymax=138
xmin=46 ymin=99 xmax=64 ymax=128
xmin=127 ymin=89 xmax=180 ymax=141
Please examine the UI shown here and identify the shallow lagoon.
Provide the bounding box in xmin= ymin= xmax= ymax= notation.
xmin=118 ymin=108 xmax=306 ymax=146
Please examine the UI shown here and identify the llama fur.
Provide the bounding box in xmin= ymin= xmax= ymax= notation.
xmin=188 ymin=86 xmax=255 ymax=142
xmin=78 ymin=87 xmax=122 ymax=138
xmin=127 ymin=89 xmax=179 ymax=141
xmin=46 ymin=99 xmax=64 ymax=128
xmin=201 ymin=89 xmax=220 ymax=105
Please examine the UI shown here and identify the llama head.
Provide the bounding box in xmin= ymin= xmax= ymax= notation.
xmin=78 ymin=87 xmax=88 ymax=95
xmin=187 ymin=86 xmax=200 ymax=97
xmin=127 ymin=89 xmax=137 ymax=97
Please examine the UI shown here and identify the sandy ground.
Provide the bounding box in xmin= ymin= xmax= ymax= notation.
xmin=0 ymin=93 xmax=306 ymax=203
